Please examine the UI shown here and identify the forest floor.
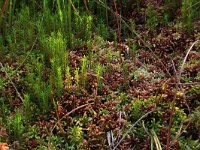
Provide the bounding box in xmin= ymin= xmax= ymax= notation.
xmin=0 ymin=10 xmax=200 ymax=150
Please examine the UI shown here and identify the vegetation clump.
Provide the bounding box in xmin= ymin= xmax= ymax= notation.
xmin=0 ymin=0 xmax=199 ymax=149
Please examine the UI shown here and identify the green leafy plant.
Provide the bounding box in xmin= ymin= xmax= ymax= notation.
xmin=122 ymin=62 xmax=129 ymax=89
xmin=56 ymin=67 xmax=63 ymax=97
xmin=81 ymin=56 xmax=88 ymax=89
xmin=107 ymin=47 xmax=112 ymax=64
xmin=118 ymin=92 xmax=129 ymax=107
xmin=26 ymin=55 xmax=52 ymax=114
xmin=129 ymin=19 xmax=135 ymax=38
xmin=6 ymin=6 xmax=36 ymax=53
xmin=96 ymin=19 xmax=109 ymax=39
xmin=68 ymin=126 xmax=83 ymax=147
xmin=146 ymin=5 xmax=158 ymax=29
xmin=131 ymin=43 xmax=137 ymax=66
xmin=95 ymin=63 xmax=104 ymax=89
xmin=130 ymin=97 xmax=156 ymax=121
xmin=23 ymin=94 xmax=31 ymax=123
xmin=66 ymin=65 xmax=72 ymax=89
xmin=73 ymin=12 xmax=93 ymax=42
xmin=43 ymin=32 xmax=67 ymax=72
xmin=181 ymin=0 xmax=194 ymax=33
xmin=7 ymin=109 xmax=24 ymax=141
xmin=74 ymin=67 xmax=80 ymax=87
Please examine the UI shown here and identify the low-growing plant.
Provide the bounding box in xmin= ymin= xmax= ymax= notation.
xmin=73 ymin=12 xmax=93 ymax=41
xmin=66 ymin=65 xmax=72 ymax=89
xmin=131 ymin=68 xmax=152 ymax=80
xmin=146 ymin=5 xmax=158 ymax=29
xmin=56 ymin=67 xmax=63 ymax=97
xmin=129 ymin=19 xmax=135 ymax=38
xmin=7 ymin=109 xmax=24 ymax=141
xmin=130 ymin=97 xmax=157 ymax=121
xmin=95 ymin=63 xmax=104 ymax=89
xmin=107 ymin=47 xmax=112 ymax=64
xmin=42 ymin=32 xmax=67 ymax=72
xmin=96 ymin=19 xmax=109 ymax=39
xmin=6 ymin=6 xmax=36 ymax=54
xmin=87 ymin=40 xmax=93 ymax=68
xmin=81 ymin=56 xmax=88 ymax=89
xmin=0 ymin=97 xmax=9 ymax=122
xmin=131 ymin=44 xmax=137 ymax=66
xmin=179 ymin=138 xmax=200 ymax=150
xmin=26 ymin=55 xmax=52 ymax=113
xmin=181 ymin=0 xmax=194 ymax=33
xmin=74 ymin=67 xmax=80 ymax=87
xmin=23 ymin=94 xmax=31 ymax=123
xmin=68 ymin=126 xmax=83 ymax=148
xmin=118 ymin=92 xmax=129 ymax=107
xmin=122 ymin=62 xmax=129 ymax=89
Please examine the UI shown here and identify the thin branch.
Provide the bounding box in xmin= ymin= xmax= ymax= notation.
xmin=178 ymin=41 xmax=198 ymax=83
xmin=166 ymin=41 xmax=198 ymax=149
xmin=113 ymin=109 xmax=155 ymax=150
xmin=49 ymin=102 xmax=94 ymax=136
xmin=1 ymin=0 xmax=8 ymax=17
xmin=7 ymin=34 xmax=39 ymax=79
xmin=0 ymin=62 xmax=24 ymax=102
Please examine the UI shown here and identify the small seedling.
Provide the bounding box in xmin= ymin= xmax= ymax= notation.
xmin=131 ymin=44 xmax=137 ymax=66
xmin=74 ymin=68 xmax=80 ymax=87
xmin=95 ymin=63 xmax=104 ymax=89
xmin=23 ymin=94 xmax=31 ymax=123
xmin=56 ymin=67 xmax=63 ymax=96
xmin=107 ymin=47 xmax=112 ymax=64
xmin=130 ymin=19 xmax=135 ymax=38
xmin=81 ymin=56 xmax=88 ymax=89
xmin=66 ymin=66 xmax=72 ymax=88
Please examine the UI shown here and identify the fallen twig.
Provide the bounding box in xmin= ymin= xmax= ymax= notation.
xmin=113 ymin=109 xmax=155 ymax=150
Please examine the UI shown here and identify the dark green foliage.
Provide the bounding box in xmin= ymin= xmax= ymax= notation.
xmin=146 ymin=5 xmax=159 ymax=28
xmin=181 ymin=0 xmax=195 ymax=33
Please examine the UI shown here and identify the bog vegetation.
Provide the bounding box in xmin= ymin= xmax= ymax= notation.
xmin=0 ymin=0 xmax=200 ymax=149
